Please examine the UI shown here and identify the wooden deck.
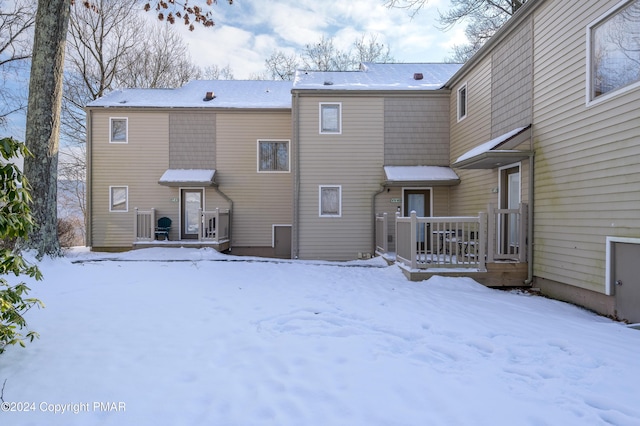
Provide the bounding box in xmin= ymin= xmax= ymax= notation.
xmin=133 ymin=239 xmax=230 ymax=252
xmin=398 ymin=261 xmax=529 ymax=287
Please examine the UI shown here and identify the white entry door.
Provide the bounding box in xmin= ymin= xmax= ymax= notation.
xmin=181 ymin=189 xmax=202 ymax=239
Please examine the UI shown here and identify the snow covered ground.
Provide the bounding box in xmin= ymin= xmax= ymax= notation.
xmin=2 ymin=247 xmax=640 ymax=426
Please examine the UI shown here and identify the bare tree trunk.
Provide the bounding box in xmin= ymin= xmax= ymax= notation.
xmin=23 ymin=0 xmax=72 ymax=256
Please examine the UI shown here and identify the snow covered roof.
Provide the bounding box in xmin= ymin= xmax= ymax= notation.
xmin=453 ymin=126 xmax=532 ymax=169
xmin=293 ymin=62 xmax=463 ymax=91
xmin=87 ymin=80 xmax=293 ymax=109
xmin=158 ymin=169 xmax=216 ymax=187
xmin=384 ymin=166 xmax=460 ymax=186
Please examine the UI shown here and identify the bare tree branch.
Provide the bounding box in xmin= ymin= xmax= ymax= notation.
xmin=386 ymin=0 xmax=529 ymax=61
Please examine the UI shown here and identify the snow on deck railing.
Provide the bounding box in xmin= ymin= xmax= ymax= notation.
xmin=395 ymin=212 xmax=487 ymax=271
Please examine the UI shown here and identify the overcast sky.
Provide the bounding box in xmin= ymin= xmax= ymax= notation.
xmin=169 ymin=0 xmax=467 ymax=78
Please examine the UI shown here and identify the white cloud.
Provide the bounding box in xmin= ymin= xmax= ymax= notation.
xmin=151 ymin=0 xmax=467 ymax=78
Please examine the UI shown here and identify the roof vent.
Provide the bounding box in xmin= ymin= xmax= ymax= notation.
xmin=203 ymin=91 xmax=215 ymax=101
xmin=323 ymin=81 xmax=333 ymax=86
xmin=413 ymin=73 xmax=424 ymax=80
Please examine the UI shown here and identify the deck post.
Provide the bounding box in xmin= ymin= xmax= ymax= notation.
xmin=410 ymin=211 xmax=417 ymax=270
xmin=395 ymin=211 xmax=400 ymax=256
xmin=198 ymin=208 xmax=203 ymax=241
xmin=487 ymin=204 xmax=495 ymax=263
xmin=382 ymin=212 xmax=388 ymax=253
xmin=519 ymin=203 xmax=528 ymax=263
xmin=134 ymin=207 xmax=139 ymax=240
xmin=478 ymin=211 xmax=487 ymax=271
xmin=151 ymin=208 xmax=156 ymax=240
xmin=215 ymin=208 xmax=220 ymax=243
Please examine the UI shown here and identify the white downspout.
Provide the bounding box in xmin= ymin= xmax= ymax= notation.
xmin=292 ymin=91 xmax=300 ymax=259
xmin=524 ymin=151 xmax=534 ymax=285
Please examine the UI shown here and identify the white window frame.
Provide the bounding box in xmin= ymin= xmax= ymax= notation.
xmin=586 ymin=0 xmax=640 ymax=106
xmin=109 ymin=186 xmax=128 ymax=212
xmin=257 ymin=139 xmax=290 ymax=173
xmin=109 ymin=117 xmax=128 ymax=143
xmin=457 ymin=83 xmax=467 ymax=122
xmin=319 ymin=185 xmax=342 ymax=217
xmin=319 ymin=102 xmax=342 ymax=134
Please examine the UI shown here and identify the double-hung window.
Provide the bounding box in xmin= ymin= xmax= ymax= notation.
xmin=258 ymin=140 xmax=290 ymax=172
xmin=109 ymin=186 xmax=128 ymax=212
xmin=319 ymin=185 xmax=341 ymax=217
xmin=319 ymin=103 xmax=342 ymax=134
xmin=457 ymin=83 xmax=467 ymax=121
xmin=110 ymin=117 xmax=128 ymax=143
xmin=588 ymin=0 xmax=640 ymax=103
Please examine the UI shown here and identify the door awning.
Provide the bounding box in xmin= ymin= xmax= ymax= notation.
xmin=158 ymin=169 xmax=216 ymax=187
xmin=452 ymin=125 xmax=533 ymax=169
xmin=384 ymin=166 xmax=460 ymax=186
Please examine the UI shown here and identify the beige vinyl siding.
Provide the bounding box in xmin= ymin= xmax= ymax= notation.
xmin=449 ymin=57 xmax=496 ymax=215
xmin=298 ymin=95 xmax=384 ymax=260
xmin=384 ymin=95 xmax=450 ymax=166
xmin=169 ymin=112 xmax=216 ymax=169
xmin=90 ymin=110 xmax=172 ymax=248
xmin=216 ymin=110 xmax=292 ymax=249
xmin=533 ymin=0 xmax=640 ymax=293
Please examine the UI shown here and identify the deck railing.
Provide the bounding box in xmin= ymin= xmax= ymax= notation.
xmin=134 ymin=207 xmax=230 ymax=242
xmin=198 ymin=208 xmax=230 ymax=242
xmin=395 ymin=212 xmax=487 ymax=271
xmin=375 ymin=212 xmax=389 ymax=255
xmin=134 ymin=208 xmax=156 ymax=241
xmin=488 ymin=203 xmax=527 ymax=262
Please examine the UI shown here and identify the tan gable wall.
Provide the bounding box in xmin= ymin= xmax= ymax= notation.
xmin=89 ymin=110 xmax=173 ymax=247
xmin=532 ymin=0 xmax=640 ymax=293
xmin=89 ymin=108 xmax=290 ymax=251
xmin=215 ymin=110 xmax=292 ymax=250
xmin=297 ymin=95 xmax=384 ymax=260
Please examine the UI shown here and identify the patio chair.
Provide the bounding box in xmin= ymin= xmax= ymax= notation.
xmin=154 ymin=217 xmax=172 ymax=240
